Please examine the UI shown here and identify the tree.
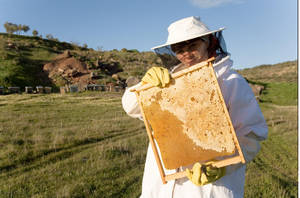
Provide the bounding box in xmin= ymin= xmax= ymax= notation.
xmin=4 ymin=22 xmax=18 ymax=34
xmin=82 ymin=43 xmax=88 ymax=48
xmin=3 ymin=22 xmax=30 ymax=35
xmin=17 ymin=24 xmax=22 ymax=34
xmin=46 ymin=34 xmax=59 ymax=42
xmin=17 ymin=24 xmax=30 ymax=35
xmin=22 ymin=25 xmax=30 ymax=34
xmin=46 ymin=34 xmax=54 ymax=40
xmin=32 ymin=30 xmax=38 ymax=37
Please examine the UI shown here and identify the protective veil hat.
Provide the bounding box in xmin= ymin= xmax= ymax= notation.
xmin=152 ymin=16 xmax=225 ymax=50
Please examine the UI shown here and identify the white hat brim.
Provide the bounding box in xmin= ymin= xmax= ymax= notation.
xmin=151 ymin=27 xmax=225 ymax=50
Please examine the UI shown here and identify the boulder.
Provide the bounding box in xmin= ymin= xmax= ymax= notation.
xmin=249 ymin=84 xmax=264 ymax=96
xmin=54 ymin=50 xmax=71 ymax=60
xmin=126 ymin=76 xmax=140 ymax=87
xmin=112 ymin=74 xmax=119 ymax=80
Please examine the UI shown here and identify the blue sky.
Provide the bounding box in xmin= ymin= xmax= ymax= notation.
xmin=0 ymin=0 xmax=297 ymax=69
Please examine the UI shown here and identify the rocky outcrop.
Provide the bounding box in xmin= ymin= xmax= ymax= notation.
xmin=249 ymin=84 xmax=265 ymax=97
xmin=43 ymin=51 xmax=91 ymax=86
xmin=43 ymin=50 xmax=126 ymax=89
xmin=125 ymin=76 xmax=140 ymax=87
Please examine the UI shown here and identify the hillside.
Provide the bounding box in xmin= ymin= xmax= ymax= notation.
xmin=237 ymin=60 xmax=297 ymax=83
xmin=0 ymin=33 xmax=159 ymax=90
xmin=0 ymin=33 xmax=297 ymax=92
xmin=0 ymin=33 xmax=73 ymax=89
xmin=237 ymin=60 xmax=298 ymax=106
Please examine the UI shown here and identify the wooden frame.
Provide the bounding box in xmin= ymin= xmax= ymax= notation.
xmin=132 ymin=58 xmax=245 ymax=184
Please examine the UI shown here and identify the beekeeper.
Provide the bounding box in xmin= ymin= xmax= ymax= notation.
xmin=122 ymin=16 xmax=268 ymax=198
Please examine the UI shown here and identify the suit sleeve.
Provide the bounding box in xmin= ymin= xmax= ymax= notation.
xmin=219 ymin=71 xmax=268 ymax=174
xmin=121 ymin=83 xmax=143 ymax=120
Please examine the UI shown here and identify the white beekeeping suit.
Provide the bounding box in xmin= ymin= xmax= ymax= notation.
xmin=122 ymin=55 xmax=268 ymax=198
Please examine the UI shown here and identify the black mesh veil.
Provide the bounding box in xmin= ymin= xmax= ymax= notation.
xmin=153 ymin=31 xmax=228 ymax=70
xmin=153 ymin=45 xmax=181 ymax=70
xmin=215 ymin=31 xmax=227 ymax=56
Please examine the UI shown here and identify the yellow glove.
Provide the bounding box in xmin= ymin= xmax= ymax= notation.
xmin=186 ymin=162 xmax=226 ymax=186
xmin=141 ymin=67 xmax=170 ymax=87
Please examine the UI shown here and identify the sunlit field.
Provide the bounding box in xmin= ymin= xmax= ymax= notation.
xmin=0 ymin=83 xmax=297 ymax=197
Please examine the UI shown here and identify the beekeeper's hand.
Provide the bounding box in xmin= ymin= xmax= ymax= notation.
xmin=141 ymin=67 xmax=170 ymax=87
xmin=186 ymin=162 xmax=226 ymax=186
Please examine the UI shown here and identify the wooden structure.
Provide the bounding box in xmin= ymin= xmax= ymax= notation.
xmin=114 ymin=86 xmax=121 ymax=92
xmin=44 ymin=87 xmax=52 ymax=94
xmin=0 ymin=86 xmax=4 ymax=95
xmin=8 ymin=87 xmax=20 ymax=94
xmin=86 ymin=84 xmax=95 ymax=91
xmin=94 ymin=85 xmax=106 ymax=91
xmin=36 ymin=86 xmax=44 ymax=94
xmin=25 ymin=86 xmax=33 ymax=94
xmin=69 ymin=85 xmax=78 ymax=93
xmin=132 ymin=58 xmax=245 ymax=184
xmin=60 ymin=86 xmax=67 ymax=94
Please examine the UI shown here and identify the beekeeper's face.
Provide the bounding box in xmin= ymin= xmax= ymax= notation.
xmin=172 ymin=38 xmax=209 ymax=67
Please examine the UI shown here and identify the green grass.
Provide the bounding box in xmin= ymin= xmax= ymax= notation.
xmin=243 ymin=81 xmax=298 ymax=197
xmin=244 ymin=104 xmax=297 ymax=197
xmin=0 ymin=81 xmax=297 ymax=197
xmin=0 ymin=34 xmax=62 ymax=88
xmin=0 ymin=33 xmax=158 ymax=88
xmin=260 ymin=82 xmax=297 ymax=106
xmin=0 ymin=92 xmax=147 ymax=197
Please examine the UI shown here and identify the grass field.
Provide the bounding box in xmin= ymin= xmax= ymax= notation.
xmin=0 ymin=82 xmax=297 ymax=197
xmin=0 ymin=92 xmax=147 ymax=197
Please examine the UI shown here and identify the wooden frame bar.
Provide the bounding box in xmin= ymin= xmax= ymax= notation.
xmin=135 ymin=91 xmax=167 ymax=184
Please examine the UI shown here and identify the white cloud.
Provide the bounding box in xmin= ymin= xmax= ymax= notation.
xmin=189 ymin=0 xmax=243 ymax=8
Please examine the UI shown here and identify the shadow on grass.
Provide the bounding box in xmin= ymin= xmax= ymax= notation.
xmin=0 ymin=127 xmax=143 ymax=178
xmin=271 ymin=174 xmax=297 ymax=198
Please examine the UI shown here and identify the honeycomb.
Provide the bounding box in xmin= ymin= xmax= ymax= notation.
xmin=138 ymin=63 xmax=236 ymax=170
